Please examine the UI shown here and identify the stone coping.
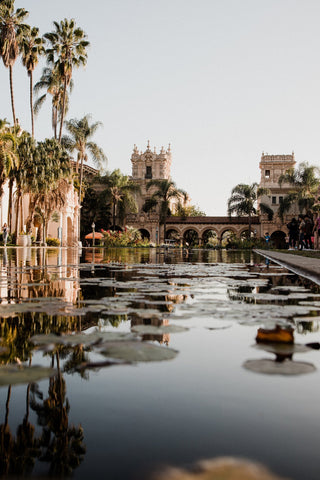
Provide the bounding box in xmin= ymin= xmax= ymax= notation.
xmin=255 ymin=249 xmax=320 ymax=285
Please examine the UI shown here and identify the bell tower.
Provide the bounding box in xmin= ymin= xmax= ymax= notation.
xmin=131 ymin=141 xmax=172 ymax=181
xmin=259 ymin=152 xmax=296 ymax=216
xmin=130 ymin=141 xmax=173 ymax=218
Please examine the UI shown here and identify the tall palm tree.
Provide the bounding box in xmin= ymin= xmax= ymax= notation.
xmin=44 ymin=19 xmax=89 ymax=142
xmin=143 ymin=179 xmax=187 ymax=241
xmin=33 ymin=66 xmax=73 ymax=139
xmin=0 ymin=0 xmax=29 ymax=125
xmin=13 ymin=132 xmax=36 ymax=235
xmin=25 ymin=138 xmax=71 ymax=240
xmin=20 ymin=26 xmax=45 ymax=137
xmin=0 ymin=128 xmax=18 ymax=198
xmin=99 ymin=169 xmax=140 ymax=229
xmin=227 ymin=183 xmax=273 ymax=238
xmin=278 ymin=162 xmax=320 ymax=218
xmin=62 ymin=115 xmax=107 ymax=240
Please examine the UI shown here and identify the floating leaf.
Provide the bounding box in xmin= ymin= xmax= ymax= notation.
xmin=31 ymin=331 xmax=137 ymax=348
xmin=243 ymin=358 xmax=316 ymax=375
xmin=131 ymin=324 xmax=188 ymax=334
xmin=99 ymin=341 xmax=178 ymax=362
xmin=0 ymin=365 xmax=57 ymax=386
xmin=254 ymin=343 xmax=311 ymax=355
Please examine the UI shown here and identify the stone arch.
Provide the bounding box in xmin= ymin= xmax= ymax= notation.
xmin=139 ymin=228 xmax=150 ymax=240
xmin=166 ymin=229 xmax=180 ymax=241
xmin=112 ymin=225 xmax=123 ymax=232
xmin=239 ymin=227 xmax=258 ymax=239
xmin=220 ymin=228 xmax=237 ymax=245
xmin=202 ymin=229 xmax=218 ymax=247
xmin=183 ymin=229 xmax=199 ymax=246
xmin=270 ymin=230 xmax=286 ymax=249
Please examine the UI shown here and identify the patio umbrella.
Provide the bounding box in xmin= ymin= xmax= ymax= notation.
xmin=85 ymin=232 xmax=103 ymax=240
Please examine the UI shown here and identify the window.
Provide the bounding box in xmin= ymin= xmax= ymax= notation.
xmin=279 ymin=196 xmax=283 ymax=204
xmin=145 ymin=166 xmax=152 ymax=179
xmin=265 ymin=170 xmax=270 ymax=178
xmin=272 ymin=196 xmax=276 ymax=204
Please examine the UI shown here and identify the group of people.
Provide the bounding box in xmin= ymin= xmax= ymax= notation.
xmin=287 ymin=213 xmax=320 ymax=250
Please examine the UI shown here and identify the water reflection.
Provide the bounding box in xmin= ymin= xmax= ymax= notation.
xmin=1 ymin=248 xmax=320 ymax=479
xmin=0 ymin=363 xmax=85 ymax=477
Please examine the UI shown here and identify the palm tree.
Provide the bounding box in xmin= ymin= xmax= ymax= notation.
xmin=99 ymin=169 xmax=140 ymax=229
xmin=33 ymin=66 xmax=73 ymax=139
xmin=0 ymin=128 xmax=18 ymax=197
xmin=0 ymin=0 xmax=29 ymax=125
xmin=20 ymin=26 xmax=45 ymax=137
xmin=25 ymin=138 xmax=71 ymax=240
xmin=13 ymin=132 xmax=36 ymax=235
xmin=227 ymin=183 xmax=273 ymax=238
xmin=278 ymin=162 xmax=320 ymax=218
xmin=44 ymin=19 xmax=89 ymax=142
xmin=143 ymin=179 xmax=187 ymax=241
xmin=61 ymin=115 xmax=107 ymax=240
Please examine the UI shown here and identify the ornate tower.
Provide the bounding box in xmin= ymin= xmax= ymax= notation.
xmin=259 ymin=151 xmax=296 ymax=219
xmin=131 ymin=141 xmax=172 ymax=181
xmin=130 ymin=141 xmax=172 ymax=212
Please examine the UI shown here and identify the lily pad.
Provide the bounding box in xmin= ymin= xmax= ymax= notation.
xmin=131 ymin=324 xmax=188 ymax=334
xmin=253 ymin=343 xmax=311 ymax=355
xmin=99 ymin=341 xmax=178 ymax=362
xmin=243 ymin=358 xmax=316 ymax=375
xmin=0 ymin=365 xmax=57 ymax=386
xmin=31 ymin=331 xmax=137 ymax=347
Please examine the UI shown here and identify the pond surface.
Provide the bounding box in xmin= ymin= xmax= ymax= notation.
xmin=1 ymin=247 xmax=320 ymax=479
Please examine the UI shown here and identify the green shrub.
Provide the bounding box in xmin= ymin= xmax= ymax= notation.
xmin=101 ymin=227 xmax=150 ymax=247
xmin=46 ymin=237 xmax=60 ymax=246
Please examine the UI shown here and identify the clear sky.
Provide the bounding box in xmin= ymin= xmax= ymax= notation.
xmin=1 ymin=0 xmax=320 ymax=215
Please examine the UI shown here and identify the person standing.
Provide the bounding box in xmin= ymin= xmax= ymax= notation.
xmin=287 ymin=217 xmax=298 ymax=249
xmin=298 ymin=215 xmax=306 ymax=250
xmin=304 ymin=214 xmax=314 ymax=249
xmin=264 ymin=232 xmax=270 ymax=248
xmin=2 ymin=223 xmax=8 ymax=246
xmin=313 ymin=214 xmax=320 ymax=250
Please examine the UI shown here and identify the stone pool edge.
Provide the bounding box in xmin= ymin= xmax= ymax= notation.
xmin=254 ymin=249 xmax=320 ymax=286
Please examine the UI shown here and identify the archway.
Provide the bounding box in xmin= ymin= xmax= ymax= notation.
xmin=202 ymin=229 xmax=218 ymax=248
xmin=271 ymin=230 xmax=286 ymax=249
xmin=111 ymin=225 xmax=123 ymax=232
xmin=240 ymin=228 xmax=258 ymax=240
xmin=139 ymin=229 xmax=150 ymax=240
xmin=183 ymin=229 xmax=199 ymax=247
xmin=166 ymin=229 xmax=180 ymax=242
xmin=221 ymin=229 xmax=236 ymax=247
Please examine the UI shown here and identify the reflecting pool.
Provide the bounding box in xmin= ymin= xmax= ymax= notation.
xmin=1 ymin=247 xmax=320 ymax=479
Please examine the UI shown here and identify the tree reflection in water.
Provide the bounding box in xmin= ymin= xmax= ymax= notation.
xmin=0 ymin=351 xmax=86 ymax=477
xmin=31 ymin=352 xmax=86 ymax=476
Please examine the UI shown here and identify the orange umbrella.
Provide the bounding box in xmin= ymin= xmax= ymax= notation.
xmin=85 ymin=232 xmax=103 ymax=240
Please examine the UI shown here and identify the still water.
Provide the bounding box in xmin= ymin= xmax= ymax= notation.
xmin=1 ymin=247 xmax=320 ymax=479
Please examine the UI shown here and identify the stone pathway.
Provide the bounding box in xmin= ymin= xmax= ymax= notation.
xmin=255 ymin=249 xmax=320 ymax=285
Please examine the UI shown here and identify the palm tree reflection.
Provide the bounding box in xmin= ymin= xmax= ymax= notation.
xmin=31 ymin=351 xmax=86 ymax=476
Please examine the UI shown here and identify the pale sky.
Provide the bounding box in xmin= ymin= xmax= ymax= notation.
xmin=1 ymin=0 xmax=320 ymax=215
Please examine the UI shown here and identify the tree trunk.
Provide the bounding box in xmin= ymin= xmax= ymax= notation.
xmin=9 ymin=66 xmax=16 ymax=125
xmin=14 ymin=189 xmax=21 ymax=236
xmin=8 ymin=178 xmax=13 ymax=233
xmin=248 ymin=213 xmax=252 ymax=239
xmin=19 ymin=195 xmax=24 ymax=233
xmin=53 ymin=105 xmax=57 ymax=139
xmin=113 ymin=201 xmax=116 ymax=229
xmin=78 ymin=155 xmax=84 ymax=242
xmin=30 ymin=72 xmax=34 ymax=138
xmin=58 ymin=77 xmax=67 ymax=142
